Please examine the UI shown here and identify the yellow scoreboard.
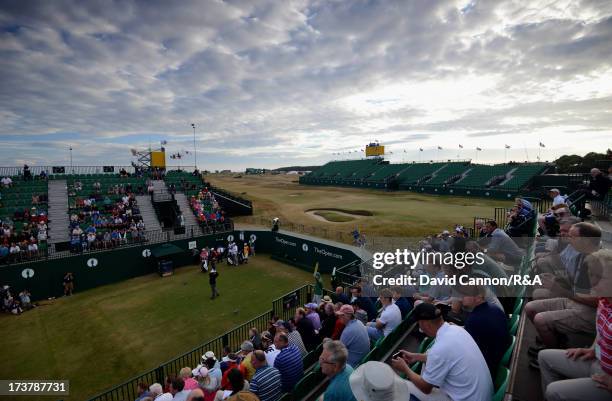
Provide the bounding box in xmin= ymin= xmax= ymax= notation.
xmin=151 ymin=151 xmax=166 ymax=168
xmin=365 ymin=144 xmax=385 ymax=157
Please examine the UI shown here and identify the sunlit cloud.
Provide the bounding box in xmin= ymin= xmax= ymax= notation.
xmin=0 ymin=0 xmax=611 ymax=170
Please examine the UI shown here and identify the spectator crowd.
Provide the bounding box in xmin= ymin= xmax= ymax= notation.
xmin=68 ymin=181 xmax=146 ymax=252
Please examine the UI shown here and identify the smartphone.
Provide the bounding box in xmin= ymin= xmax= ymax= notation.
xmin=392 ymin=351 xmax=402 ymax=359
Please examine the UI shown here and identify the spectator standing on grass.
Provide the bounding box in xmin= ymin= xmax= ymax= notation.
xmin=63 ymin=272 xmax=74 ymax=296
xmin=209 ymin=267 xmax=219 ymax=299
xmin=313 ymin=271 xmax=324 ymax=304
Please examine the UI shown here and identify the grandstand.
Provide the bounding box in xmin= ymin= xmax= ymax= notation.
xmin=2 ymin=162 xmax=610 ymax=401
xmin=0 ymin=166 xmax=246 ymax=263
xmin=300 ymin=159 xmax=550 ymax=198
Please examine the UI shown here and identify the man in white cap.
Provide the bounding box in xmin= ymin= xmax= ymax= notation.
xmin=390 ymin=303 xmax=493 ymax=401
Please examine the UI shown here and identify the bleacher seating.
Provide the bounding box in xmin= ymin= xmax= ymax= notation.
xmin=364 ymin=163 xmax=409 ymax=182
xmin=164 ymin=170 xmax=203 ymax=197
xmin=65 ymin=174 xmax=147 ymax=251
xmin=300 ymin=159 xmax=548 ymax=196
xmin=422 ymin=162 xmax=471 ymax=186
xmin=396 ymin=162 xmax=447 ymax=186
xmin=454 ymin=164 xmax=512 ymax=188
xmin=0 ymin=176 xmax=49 ymax=263
xmin=0 ymin=177 xmax=48 ymax=220
xmin=497 ymin=164 xmax=548 ymax=189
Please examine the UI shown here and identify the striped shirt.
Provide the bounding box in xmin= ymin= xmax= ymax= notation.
xmin=274 ymin=344 xmax=304 ymax=392
xmin=250 ymin=365 xmax=282 ymax=401
xmin=287 ymin=330 xmax=307 ymax=357
xmin=596 ymin=297 xmax=612 ymax=375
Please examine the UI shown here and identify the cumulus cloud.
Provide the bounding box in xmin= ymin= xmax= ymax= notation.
xmin=0 ymin=0 xmax=611 ymax=169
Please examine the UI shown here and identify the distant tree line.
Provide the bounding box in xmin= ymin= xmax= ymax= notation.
xmin=274 ymin=165 xmax=320 ymax=172
xmin=553 ymin=149 xmax=611 ymax=173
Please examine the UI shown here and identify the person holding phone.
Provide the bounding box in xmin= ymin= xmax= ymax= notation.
xmin=389 ymin=303 xmax=492 ymax=401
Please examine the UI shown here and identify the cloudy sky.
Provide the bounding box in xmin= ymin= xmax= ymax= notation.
xmin=1 ymin=0 xmax=611 ymax=170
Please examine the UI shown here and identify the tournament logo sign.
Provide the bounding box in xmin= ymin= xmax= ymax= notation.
xmin=142 ymin=249 xmax=152 ymax=258
xmin=250 ymin=234 xmax=257 ymax=242
xmin=302 ymin=243 xmax=309 ymax=252
xmin=227 ymin=234 xmax=234 ymax=242
xmin=87 ymin=258 xmax=99 ymax=267
xmin=22 ymin=268 xmax=35 ymax=279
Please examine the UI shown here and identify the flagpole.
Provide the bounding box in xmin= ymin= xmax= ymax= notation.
xmin=538 ymin=141 xmax=542 ymax=162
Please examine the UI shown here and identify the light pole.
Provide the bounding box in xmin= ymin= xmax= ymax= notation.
xmin=191 ymin=123 xmax=197 ymax=169
xmin=69 ymin=146 xmax=73 ymax=173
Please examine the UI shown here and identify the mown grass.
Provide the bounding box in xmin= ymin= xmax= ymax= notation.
xmin=207 ymin=174 xmax=508 ymax=237
xmin=0 ymin=257 xmax=323 ymax=401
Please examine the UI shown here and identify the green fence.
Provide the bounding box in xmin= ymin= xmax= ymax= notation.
xmin=87 ymin=284 xmax=313 ymax=401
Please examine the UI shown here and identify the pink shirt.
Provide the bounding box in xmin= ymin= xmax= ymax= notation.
xmin=183 ymin=377 xmax=199 ymax=390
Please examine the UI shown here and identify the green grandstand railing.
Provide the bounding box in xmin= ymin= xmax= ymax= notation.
xmin=87 ymin=284 xmax=314 ymax=401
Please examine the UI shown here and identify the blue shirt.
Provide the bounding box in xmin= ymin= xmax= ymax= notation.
xmin=250 ymin=365 xmax=282 ymax=401
xmin=394 ymin=297 xmax=412 ymax=319
xmin=324 ymin=365 xmax=357 ymax=401
xmin=355 ymin=297 xmax=377 ymax=322
xmin=274 ymin=344 xmax=303 ymax=392
xmin=340 ymin=319 xmax=370 ymax=367
xmin=464 ymin=302 xmax=510 ymax=378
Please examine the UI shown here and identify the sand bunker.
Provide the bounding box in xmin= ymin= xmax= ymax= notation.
xmin=305 ymin=208 xmax=373 ymax=223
